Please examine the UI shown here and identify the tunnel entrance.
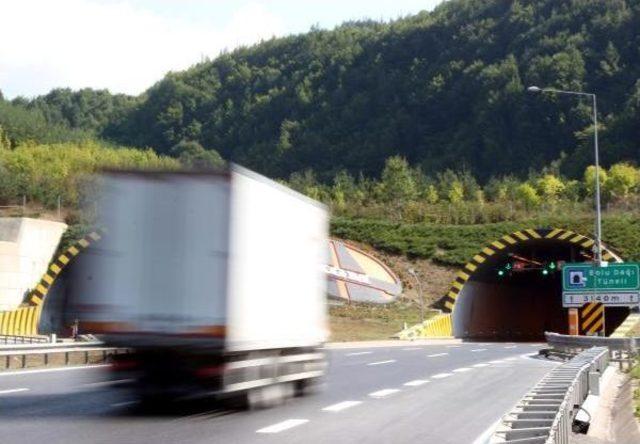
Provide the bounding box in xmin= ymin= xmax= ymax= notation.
xmin=440 ymin=229 xmax=629 ymax=341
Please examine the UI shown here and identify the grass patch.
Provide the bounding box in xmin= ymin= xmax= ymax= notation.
xmin=628 ymin=320 xmax=640 ymax=337
xmin=328 ymin=301 xmax=435 ymax=342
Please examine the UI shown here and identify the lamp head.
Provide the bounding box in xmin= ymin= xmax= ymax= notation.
xmin=527 ymin=86 xmax=542 ymax=93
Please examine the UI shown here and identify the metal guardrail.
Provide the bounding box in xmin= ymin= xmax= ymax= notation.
xmin=0 ymin=334 xmax=51 ymax=344
xmin=0 ymin=342 xmax=127 ymax=371
xmin=545 ymin=332 xmax=638 ymax=369
xmin=0 ymin=341 xmax=104 ymax=352
xmin=490 ymin=347 xmax=609 ymax=444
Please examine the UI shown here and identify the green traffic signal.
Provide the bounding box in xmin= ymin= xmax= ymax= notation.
xmin=549 ymin=261 xmax=556 ymax=270
xmin=542 ymin=269 xmax=549 ymax=276
xmin=498 ymin=269 xmax=505 ymax=277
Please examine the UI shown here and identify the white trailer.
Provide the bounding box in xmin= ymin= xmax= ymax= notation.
xmin=73 ymin=166 xmax=328 ymax=406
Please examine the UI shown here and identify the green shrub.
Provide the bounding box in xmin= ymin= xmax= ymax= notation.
xmin=331 ymin=215 xmax=640 ymax=266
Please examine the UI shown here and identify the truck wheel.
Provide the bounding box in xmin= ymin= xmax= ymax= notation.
xmin=247 ymin=383 xmax=294 ymax=409
xmin=295 ymin=378 xmax=322 ymax=397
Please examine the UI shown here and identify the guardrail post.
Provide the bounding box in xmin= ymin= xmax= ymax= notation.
xmin=588 ymin=371 xmax=600 ymax=396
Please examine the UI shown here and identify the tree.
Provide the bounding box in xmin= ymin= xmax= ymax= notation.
xmin=515 ymin=183 xmax=540 ymax=209
xmin=380 ymin=156 xmax=417 ymax=203
xmin=0 ymin=125 xmax=10 ymax=150
xmin=606 ymin=163 xmax=638 ymax=199
xmin=424 ymin=184 xmax=439 ymax=204
xmin=584 ymin=165 xmax=608 ymax=197
xmin=563 ymin=180 xmax=583 ymax=202
xmin=448 ymin=181 xmax=464 ymax=204
xmin=170 ymin=140 xmax=225 ymax=169
xmin=536 ymin=174 xmax=565 ymax=201
xmin=93 ymin=0 xmax=640 ymax=181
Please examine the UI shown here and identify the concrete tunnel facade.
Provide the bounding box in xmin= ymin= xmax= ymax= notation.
xmin=435 ymin=228 xmax=629 ymax=341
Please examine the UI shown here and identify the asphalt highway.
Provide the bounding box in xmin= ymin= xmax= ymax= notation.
xmin=0 ymin=342 xmax=559 ymax=444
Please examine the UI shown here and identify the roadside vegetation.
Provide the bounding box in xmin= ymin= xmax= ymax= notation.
xmin=632 ymin=360 xmax=640 ymax=418
xmin=297 ymin=155 xmax=640 ymax=225
xmin=328 ymin=302 xmax=435 ymax=342
xmin=2 ymin=1 xmax=640 ymax=185
xmin=332 ymin=214 xmax=640 ymax=267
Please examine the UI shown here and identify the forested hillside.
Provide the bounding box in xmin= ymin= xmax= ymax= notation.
xmin=2 ymin=0 xmax=640 ymax=183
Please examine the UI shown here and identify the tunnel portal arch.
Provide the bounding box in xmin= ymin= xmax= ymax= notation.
xmin=435 ymin=228 xmax=626 ymax=340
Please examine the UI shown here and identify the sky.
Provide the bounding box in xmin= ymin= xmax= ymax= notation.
xmin=0 ymin=0 xmax=444 ymax=99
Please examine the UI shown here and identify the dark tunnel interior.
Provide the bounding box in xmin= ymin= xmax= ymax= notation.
xmin=454 ymin=240 xmax=629 ymax=341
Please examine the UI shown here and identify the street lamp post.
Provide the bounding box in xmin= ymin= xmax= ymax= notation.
xmin=408 ymin=268 xmax=425 ymax=322
xmin=527 ymin=86 xmax=603 ymax=265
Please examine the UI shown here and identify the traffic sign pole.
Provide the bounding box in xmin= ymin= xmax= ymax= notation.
xmin=568 ymin=308 xmax=579 ymax=335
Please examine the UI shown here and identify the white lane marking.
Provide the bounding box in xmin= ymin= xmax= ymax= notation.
xmin=367 ymin=359 xmax=396 ymax=366
xmin=453 ymin=367 xmax=472 ymax=373
xmin=402 ymin=347 xmax=422 ymax=351
xmin=256 ymin=419 xmax=309 ymax=434
xmin=446 ymin=345 xmax=461 ymax=348
xmin=369 ymin=389 xmax=399 ymax=398
xmin=505 ymin=357 xmax=518 ymax=361
xmin=404 ymin=379 xmax=429 ymax=387
xmin=346 ymin=351 xmax=372 ymax=356
xmin=111 ymin=401 xmax=138 ymax=408
xmin=322 ymin=401 xmax=362 ymax=412
xmin=471 ymin=418 xmax=502 ymax=444
xmin=0 ymin=388 xmax=29 ymax=395
xmin=471 ymin=349 xmax=487 ymax=352
xmin=427 ymin=353 xmax=448 ymax=358
xmin=0 ymin=364 xmax=109 ymax=377
xmin=82 ymin=379 xmax=133 ymax=388
xmin=473 ymin=363 xmax=490 ymax=368
xmin=489 ymin=360 xmax=505 ymax=364
xmin=431 ymin=373 xmax=452 ymax=379
xmin=504 ymin=346 xmax=517 ymax=349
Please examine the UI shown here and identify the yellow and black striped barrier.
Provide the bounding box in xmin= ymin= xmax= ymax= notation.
xmin=396 ymin=313 xmax=453 ymax=339
xmin=0 ymin=306 xmax=40 ymax=336
xmin=27 ymin=231 xmax=102 ymax=307
xmin=580 ymin=302 xmax=605 ymax=335
xmin=438 ymin=227 xmax=621 ymax=314
xmin=0 ymin=231 xmax=102 ymax=336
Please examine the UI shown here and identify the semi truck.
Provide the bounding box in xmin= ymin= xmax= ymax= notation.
xmin=72 ymin=166 xmax=329 ymax=407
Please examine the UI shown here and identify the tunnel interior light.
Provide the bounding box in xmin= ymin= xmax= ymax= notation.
xmin=497 ymin=261 xmax=514 ymax=277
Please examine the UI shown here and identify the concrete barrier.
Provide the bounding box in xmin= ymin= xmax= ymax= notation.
xmin=0 ymin=217 xmax=67 ymax=311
